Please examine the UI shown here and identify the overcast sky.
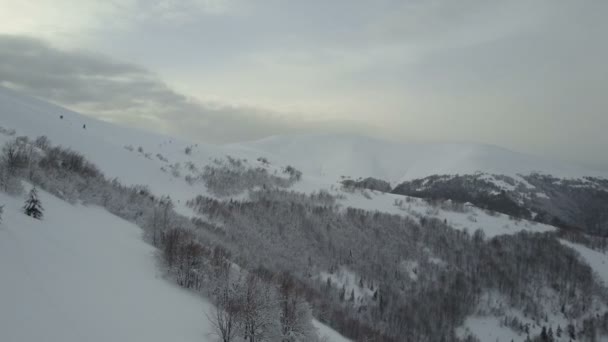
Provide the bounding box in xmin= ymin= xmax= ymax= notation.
xmin=0 ymin=0 xmax=607 ymax=169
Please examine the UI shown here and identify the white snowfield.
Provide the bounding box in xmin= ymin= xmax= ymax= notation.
xmin=0 ymin=86 xmax=603 ymax=342
xmin=233 ymin=133 xmax=608 ymax=184
xmin=0 ymin=189 xmax=213 ymax=342
xmin=0 ymin=87 xmax=352 ymax=342
xmin=0 ymin=85 xmax=582 ymax=238
xmin=1 ymin=86 xmax=605 ymax=195
xmin=0 ymin=189 xmax=350 ymax=342
xmin=561 ymin=240 xmax=608 ymax=286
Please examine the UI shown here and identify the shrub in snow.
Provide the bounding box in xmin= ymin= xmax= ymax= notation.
xmin=23 ymin=187 xmax=44 ymax=219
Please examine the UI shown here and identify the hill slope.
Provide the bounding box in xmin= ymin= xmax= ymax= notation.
xmin=2 ymin=86 xmax=605 ymax=190
xmin=230 ymin=133 xmax=607 ymax=184
xmin=0 ymin=188 xmax=213 ymax=342
xmin=2 ymin=86 xmax=608 ymax=341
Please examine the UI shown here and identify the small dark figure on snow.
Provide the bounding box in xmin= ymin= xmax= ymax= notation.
xmin=23 ymin=187 xmax=43 ymax=219
xmin=83 ymin=124 xmax=86 ymax=129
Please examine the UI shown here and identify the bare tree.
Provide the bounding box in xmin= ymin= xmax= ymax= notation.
xmin=208 ymin=276 xmax=241 ymax=342
xmin=278 ymin=272 xmax=317 ymax=342
xmin=240 ymin=274 xmax=280 ymax=342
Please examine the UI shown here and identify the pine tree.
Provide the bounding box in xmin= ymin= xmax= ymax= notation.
xmin=556 ymin=325 xmax=562 ymax=338
xmin=23 ymin=187 xmax=43 ymax=219
xmin=540 ymin=326 xmax=548 ymax=341
xmin=568 ymin=323 xmax=576 ymax=339
xmin=0 ymin=204 xmax=4 ymax=224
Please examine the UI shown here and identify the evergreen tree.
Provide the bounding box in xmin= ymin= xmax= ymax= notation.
xmin=0 ymin=204 xmax=4 ymax=224
xmin=568 ymin=323 xmax=576 ymax=339
xmin=556 ymin=325 xmax=562 ymax=338
xmin=540 ymin=326 xmax=548 ymax=341
xmin=23 ymin=187 xmax=43 ymax=219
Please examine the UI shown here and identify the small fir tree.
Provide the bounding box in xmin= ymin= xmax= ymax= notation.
xmin=23 ymin=187 xmax=43 ymax=219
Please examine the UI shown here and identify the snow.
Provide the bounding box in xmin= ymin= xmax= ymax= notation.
xmin=313 ymin=320 xmax=352 ymax=342
xmin=1 ymin=86 xmax=605 ymax=208
xmin=0 ymin=86 xmax=560 ymax=240
xmin=232 ymin=133 xmax=608 ymax=184
xmin=459 ymin=244 xmax=608 ymax=342
xmin=0 ymin=188 xmax=214 ymax=342
xmin=336 ymin=189 xmax=555 ymax=238
xmin=402 ymin=260 xmax=420 ymax=281
xmin=457 ymin=316 xmax=521 ymax=342
xmin=561 ymin=240 xmax=608 ymax=286
xmin=0 ymin=63 xmax=606 ymax=342
xmin=0 ymin=188 xmax=349 ymax=342
xmin=320 ymin=267 xmax=374 ymax=303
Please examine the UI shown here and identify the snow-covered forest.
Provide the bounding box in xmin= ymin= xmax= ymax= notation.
xmin=0 ymin=129 xmax=607 ymax=341
xmin=1 ymin=87 xmax=608 ymax=341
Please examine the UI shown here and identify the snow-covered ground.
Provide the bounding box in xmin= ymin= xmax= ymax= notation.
xmin=2 ymin=86 xmax=605 ymax=202
xmin=0 ymin=188 xmax=349 ymax=342
xmin=319 ymin=267 xmax=374 ymax=304
xmin=0 ymin=86 xmax=559 ymax=239
xmin=457 ymin=242 xmax=608 ymax=342
xmin=0 ymin=188 xmax=214 ymax=342
xmin=231 ymin=133 xmax=608 ymax=184
xmin=334 ymin=188 xmax=555 ymax=238
xmin=1 ymin=85 xmax=605 ymax=342
xmin=561 ymin=240 xmax=608 ymax=286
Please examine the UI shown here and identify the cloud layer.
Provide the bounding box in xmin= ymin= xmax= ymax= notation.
xmin=0 ymin=34 xmax=370 ymax=142
xmin=1 ymin=1 xmax=607 ymax=169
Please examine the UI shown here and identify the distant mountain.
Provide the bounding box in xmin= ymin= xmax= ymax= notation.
xmin=230 ymin=133 xmax=607 ymax=184
xmin=391 ymin=173 xmax=608 ymax=237
xmin=2 ymin=86 xmax=608 ymax=342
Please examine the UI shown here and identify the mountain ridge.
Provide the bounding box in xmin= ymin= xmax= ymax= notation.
xmin=2 ymin=86 xmax=604 ymax=188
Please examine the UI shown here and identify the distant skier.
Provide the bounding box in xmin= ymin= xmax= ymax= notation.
xmin=83 ymin=124 xmax=86 ymax=129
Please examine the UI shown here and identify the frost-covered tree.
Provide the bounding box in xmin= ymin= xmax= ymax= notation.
xmin=0 ymin=166 xmax=22 ymax=195
xmin=278 ymin=273 xmax=317 ymax=342
xmin=209 ymin=276 xmax=241 ymax=342
xmin=240 ymin=274 xmax=280 ymax=342
xmin=23 ymin=187 xmax=43 ymax=219
xmin=0 ymin=205 xmax=4 ymax=224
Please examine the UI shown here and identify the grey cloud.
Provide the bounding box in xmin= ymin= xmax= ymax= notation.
xmin=0 ymin=34 xmax=369 ymax=143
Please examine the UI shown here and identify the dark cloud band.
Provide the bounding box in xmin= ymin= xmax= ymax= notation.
xmin=0 ymin=34 xmax=368 ymax=143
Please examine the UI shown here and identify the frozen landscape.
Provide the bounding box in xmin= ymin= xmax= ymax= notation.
xmin=1 ymin=86 xmax=608 ymax=341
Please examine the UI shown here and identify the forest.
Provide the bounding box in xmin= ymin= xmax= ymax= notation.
xmin=2 ymin=134 xmax=608 ymax=341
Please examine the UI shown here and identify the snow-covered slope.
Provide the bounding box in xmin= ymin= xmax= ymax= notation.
xmin=0 ymin=87 xmax=353 ymax=342
xmin=561 ymin=240 xmax=608 ymax=286
xmin=230 ymin=133 xmax=607 ymax=184
xmin=0 ymin=188 xmax=214 ymax=342
xmin=0 ymin=85 xmax=570 ymax=239
xmin=2 ymin=86 xmax=605 ymax=193
xmin=0 ymin=188 xmax=350 ymax=342
xmin=1 ymin=84 xmax=606 ymax=342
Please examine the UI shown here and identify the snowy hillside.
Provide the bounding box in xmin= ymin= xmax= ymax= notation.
xmin=0 ymin=86 xmax=561 ymax=238
xmin=0 ymin=187 xmax=350 ymax=342
xmin=230 ymin=133 xmax=608 ymax=184
xmin=2 ymin=86 xmax=605 ymax=193
xmin=0 ymin=188 xmax=214 ymax=342
xmin=2 ymin=86 xmax=608 ymax=341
